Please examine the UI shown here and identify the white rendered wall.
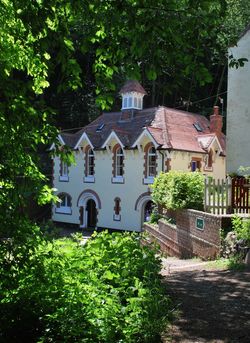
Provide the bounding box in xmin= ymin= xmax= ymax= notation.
xmin=52 ymin=138 xmax=225 ymax=230
xmin=227 ymin=30 xmax=250 ymax=173
xmin=52 ymin=136 xmax=161 ymax=231
xmin=170 ymin=148 xmax=225 ymax=179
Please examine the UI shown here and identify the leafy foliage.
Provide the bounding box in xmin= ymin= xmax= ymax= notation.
xmin=151 ymin=171 xmax=204 ymax=210
xmin=0 ymin=231 xmax=171 ymax=343
xmin=231 ymin=215 xmax=250 ymax=244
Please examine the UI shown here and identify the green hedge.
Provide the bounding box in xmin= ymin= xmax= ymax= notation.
xmin=0 ymin=231 xmax=171 ymax=342
xmin=151 ymin=171 xmax=204 ymax=210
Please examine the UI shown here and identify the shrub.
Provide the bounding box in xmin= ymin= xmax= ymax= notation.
xmin=231 ymin=215 xmax=250 ymax=244
xmin=151 ymin=171 xmax=204 ymax=210
xmin=0 ymin=231 xmax=171 ymax=343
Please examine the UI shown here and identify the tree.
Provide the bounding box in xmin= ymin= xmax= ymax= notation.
xmin=0 ymin=1 xmax=228 ymax=239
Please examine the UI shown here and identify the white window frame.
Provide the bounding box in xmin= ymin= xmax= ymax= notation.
xmin=59 ymin=160 xmax=69 ymax=181
xmin=115 ymin=147 xmax=124 ymax=177
xmin=147 ymin=147 xmax=156 ymax=177
xmin=56 ymin=194 xmax=72 ymax=214
xmin=87 ymin=149 xmax=95 ymax=176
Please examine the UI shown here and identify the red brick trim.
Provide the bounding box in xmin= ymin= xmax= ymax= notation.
xmin=189 ymin=157 xmax=202 ymax=171
xmin=114 ymin=197 xmax=121 ymax=215
xmin=143 ymin=143 xmax=158 ymax=181
xmin=112 ymin=144 xmax=124 ymax=178
xmin=77 ymin=189 xmax=101 ymax=209
xmin=84 ymin=145 xmax=95 ymax=177
xmin=79 ymin=206 xmax=83 ymax=226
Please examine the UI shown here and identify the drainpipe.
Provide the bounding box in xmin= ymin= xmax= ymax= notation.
xmin=159 ymin=150 xmax=165 ymax=172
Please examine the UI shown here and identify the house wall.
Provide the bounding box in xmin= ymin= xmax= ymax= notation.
xmin=227 ymin=29 xmax=250 ymax=173
xmin=52 ymin=140 xmax=225 ymax=231
xmin=170 ymin=150 xmax=225 ymax=179
xmin=52 ymin=142 xmax=160 ymax=231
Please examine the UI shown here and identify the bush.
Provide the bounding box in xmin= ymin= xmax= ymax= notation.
xmin=231 ymin=215 xmax=250 ymax=244
xmin=151 ymin=171 xmax=204 ymax=210
xmin=0 ymin=231 xmax=171 ymax=343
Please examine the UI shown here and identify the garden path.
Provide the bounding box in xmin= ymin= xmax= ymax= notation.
xmin=161 ymin=258 xmax=250 ymax=343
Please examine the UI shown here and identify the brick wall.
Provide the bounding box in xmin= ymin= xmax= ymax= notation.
xmin=144 ymin=209 xmax=230 ymax=259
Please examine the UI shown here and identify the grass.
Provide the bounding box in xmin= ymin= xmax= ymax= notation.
xmin=208 ymin=257 xmax=247 ymax=271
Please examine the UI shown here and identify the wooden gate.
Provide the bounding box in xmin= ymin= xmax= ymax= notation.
xmin=231 ymin=177 xmax=250 ymax=213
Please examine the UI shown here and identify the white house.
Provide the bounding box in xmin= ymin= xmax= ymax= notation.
xmin=227 ymin=25 xmax=250 ymax=173
xmin=52 ymin=80 xmax=226 ymax=231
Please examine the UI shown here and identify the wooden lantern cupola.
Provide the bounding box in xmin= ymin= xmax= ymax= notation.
xmin=119 ymin=80 xmax=147 ymax=111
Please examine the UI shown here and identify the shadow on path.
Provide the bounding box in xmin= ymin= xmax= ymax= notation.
xmin=163 ymin=266 xmax=250 ymax=343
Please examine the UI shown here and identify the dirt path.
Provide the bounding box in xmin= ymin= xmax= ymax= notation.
xmin=161 ymin=258 xmax=250 ymax=343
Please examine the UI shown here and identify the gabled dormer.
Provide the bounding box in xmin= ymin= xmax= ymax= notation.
xmin=119 ymin=80 xmax=147 ymax=111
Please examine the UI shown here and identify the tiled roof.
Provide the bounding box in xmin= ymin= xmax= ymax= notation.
xmin=60 ymin=106 xmax=226 ymax=154
xmin=119 ymin=80 xmax=147 ymax=95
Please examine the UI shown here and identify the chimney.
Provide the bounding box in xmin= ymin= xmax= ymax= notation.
xmin=210 ymin=106 xmax=223 ymax=133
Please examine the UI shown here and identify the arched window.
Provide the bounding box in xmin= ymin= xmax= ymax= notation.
xmin=115 ymin=147 xmax=124 ymax=177
xmin=87 ymin=148 xmax=95 ymax=176
xmin=59 ymin=159 xmax=69 ymax=181
xmin=113 ymin=197 xmax=121 ymax=221
xmin=56 ymin=193 xmax=72 ymax=214
xmin=147 ymin=146 xmax=156 ymax=177
xmin=84 ymin=146 xmax=95 ymax=183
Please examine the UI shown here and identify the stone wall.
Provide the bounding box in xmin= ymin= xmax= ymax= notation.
xmin=144 ymin=209 xmax=233 ymax=259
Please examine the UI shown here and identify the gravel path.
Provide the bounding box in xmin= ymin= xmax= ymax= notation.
xmin=162 ymin=258 xmax=250 ymax=343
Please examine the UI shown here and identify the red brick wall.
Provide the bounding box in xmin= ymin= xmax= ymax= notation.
xmin=144 ymin=209 xmax=224 ymax=259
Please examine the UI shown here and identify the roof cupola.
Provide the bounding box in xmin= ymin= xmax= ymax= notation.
xmin=119 ymin=80 xmax=147 ymax=111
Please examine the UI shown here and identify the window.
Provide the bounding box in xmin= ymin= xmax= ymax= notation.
xmin=84 ymin=147 xmax=95 ymax=183
xmin=128 ymin=97 xmax=132 ymax=107
xmin=191 ymin=161 xmax=197 ymax=172
xmin=59 ymin=160 xmax=69 ymax=181
xmin=56 ymin=193 xmax=72 ymax=214
xmin=87 ymin=149 xmax=94 ymax=176
xmin=190 ymin=158 xmax=201 ymax=172
xmin=96 ymin=123 xmax=105 ymax=132
xmin=113 ymin=197 xmax=121 ymax=221
xmin=112 ymin=145 xmax=124 ymax=183
xmin=124 ymin=97 xmax=128 ymax=108
xmin=115 ymin=147 xmax=124 ymax=177
xmin=148 ymin=147 xmax=156 ymax=177
xmin=134 ymin=97 xmax=138 ymax=108
xmin=193 ymin=122 xmax=203 ymax=132
xmin=143 ymin=145 xmax=157 ymax=184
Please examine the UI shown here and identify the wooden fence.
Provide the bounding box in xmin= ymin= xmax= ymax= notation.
xmin=204 ymin=177 xmax=250 ymax=215
xmin=204 ymin=177 xmax=232 ymax=214
xmin=231 ymin=177 xmax=250 ymax=213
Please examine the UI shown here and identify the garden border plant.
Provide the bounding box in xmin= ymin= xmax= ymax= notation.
xmin=0 ymin=230 xmax=173 ymax=343
xmin=151 ymin=171 xmax=205 ymax=215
